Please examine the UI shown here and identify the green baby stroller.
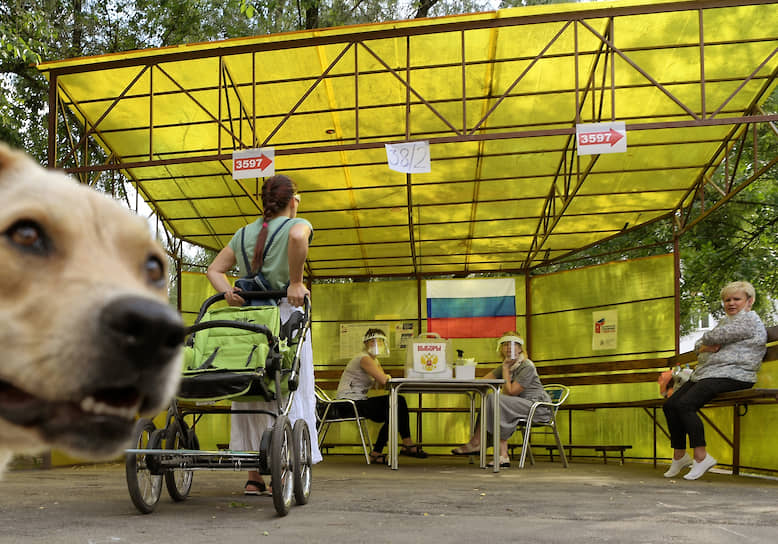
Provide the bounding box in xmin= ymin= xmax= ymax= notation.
xmin=125 ymin=290 xmax=312 ymax=517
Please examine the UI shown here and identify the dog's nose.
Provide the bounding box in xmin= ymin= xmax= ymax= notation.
xmin=101 ymin=296 xmax=185 ymax=363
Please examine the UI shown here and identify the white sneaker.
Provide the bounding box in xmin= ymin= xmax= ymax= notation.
xmin=683 ymin=454 xmax=717 ymax=480
xmin=663 ymin=453 xmax=693 ymax=478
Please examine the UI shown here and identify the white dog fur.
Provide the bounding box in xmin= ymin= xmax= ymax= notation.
xmin=0 ymin=143 xmax=183 ymax=474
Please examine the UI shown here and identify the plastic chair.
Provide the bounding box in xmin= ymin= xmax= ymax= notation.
xmin=514 ymin=384 xmax=570 ymax=469
xmin=314 ymin=385 xmax=374 ymax=464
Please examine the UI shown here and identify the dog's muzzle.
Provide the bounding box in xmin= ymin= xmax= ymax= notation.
xmin=0 ymin=296 xmax=185 ymax=457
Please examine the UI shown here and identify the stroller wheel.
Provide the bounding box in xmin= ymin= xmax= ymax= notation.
xmin=292 ymin=419 xmax=312 ymax=505
xmin=126 ymin=419 xmax=163 ymax=514
xmin=270 ymin=415 xmax=294 ymax=516
xmin=164 ymin=420 xmax=194 ymax=502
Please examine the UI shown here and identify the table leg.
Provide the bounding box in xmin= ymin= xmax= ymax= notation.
xmin=492 ymin=387 xmax=501 ymax=473
xmin=478 ymin=392 xmax=486 ymax=469
xmin=389 ymin=385 xmax=398 ymax=470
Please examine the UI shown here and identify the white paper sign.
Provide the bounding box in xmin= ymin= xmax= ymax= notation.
xmin=576 ymin=122 xmax=627 ymax=155
xmin=232 ymin=147 xmax=275 ymax=179
xmin=592 ymin=310 xmax=618 ymax=351
xmin=385 ymin=141 xmax=431 ymax=173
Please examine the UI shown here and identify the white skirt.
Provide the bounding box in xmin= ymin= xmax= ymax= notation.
xmin=230 ymin=299 xmax=322 ymax=463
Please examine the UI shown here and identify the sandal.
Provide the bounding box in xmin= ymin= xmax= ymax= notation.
xmin=451 ymin=444 xmax=480 ymax=455
xmin=400 ymin=444 xmax=428 ymax=459
xmin=244 ymin=479 xmax=270 ymax=496
xmin=486 ymin=456 xmax=511 ymax=468
xmin=369 ymin=452 xmax=388 ymax=465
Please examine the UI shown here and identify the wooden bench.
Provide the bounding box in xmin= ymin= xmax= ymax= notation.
xmin=507 ymin=443 xmax=632 ymax=464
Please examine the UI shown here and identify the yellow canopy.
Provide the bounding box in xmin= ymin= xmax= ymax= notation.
xmin=37 ymin=0 xmax=778 ymax=279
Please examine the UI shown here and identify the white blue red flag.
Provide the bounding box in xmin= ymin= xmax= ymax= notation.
xmin=426 ymin=278 xmax=516 ymax=338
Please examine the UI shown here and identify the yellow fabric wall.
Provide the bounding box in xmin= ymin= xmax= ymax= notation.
xmin=176 ymin=258 xmax=675 ymax=456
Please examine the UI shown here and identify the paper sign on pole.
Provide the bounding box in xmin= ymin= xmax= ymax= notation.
xmin=232 ymin=147 xmax=275 ymax=179
xmin=576 ymin=122 xmax=627 ymax=155
xmin=385 ymin=141 xmax=431 ymax=173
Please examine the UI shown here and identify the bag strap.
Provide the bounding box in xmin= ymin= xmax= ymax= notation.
xmin=240 ymin=217 xmax=294 ymax=275
xmin=239 ymin=227 xmax=253 ymax=274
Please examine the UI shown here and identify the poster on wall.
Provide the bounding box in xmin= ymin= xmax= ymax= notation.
xmin=592 ymin=310 xmax=618 ymax=350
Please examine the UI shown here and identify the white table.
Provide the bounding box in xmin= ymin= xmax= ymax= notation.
xmin=387 ymin=378 xmax=504 ymax=472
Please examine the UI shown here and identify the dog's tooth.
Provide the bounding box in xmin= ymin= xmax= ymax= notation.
xmin=81 ymin=396 xmax=96 ymax=413
xmin=80 ymin=396 xmax=138 ymax=419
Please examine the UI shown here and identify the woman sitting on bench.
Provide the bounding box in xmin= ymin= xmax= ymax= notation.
xmin=452 ymin=331 xmax=551 ymax=468
xmin=663 ymin=280 xmax=767 ymax=480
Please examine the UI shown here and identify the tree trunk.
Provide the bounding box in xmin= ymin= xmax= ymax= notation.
xmin=72 ymin=0 xmax=83 ymax=56
xmin=414 ymin=0 xmax=440 ymax=19
xmin=305 ymin=0 xmax=319 ymax=29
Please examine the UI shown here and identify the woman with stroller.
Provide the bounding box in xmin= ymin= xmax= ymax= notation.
xmin=206 ymin=174 xmax=321 ymax=495
xmin=662 ymin=280 xmax=766 ymax=480
xmin=336 ymin=328 xmax=428 ymax=464
xmin=452 ymin=331 xmax=551 ymax=468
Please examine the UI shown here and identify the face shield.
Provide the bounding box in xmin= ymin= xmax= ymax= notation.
xmin=364 ymin=332 xmax=389 ymax=357
xmin=497 ymin=334 xmax=524 ymax=360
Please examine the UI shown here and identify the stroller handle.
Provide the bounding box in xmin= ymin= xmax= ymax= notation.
xmin=193 ymin=290 xmax=296 ymax=322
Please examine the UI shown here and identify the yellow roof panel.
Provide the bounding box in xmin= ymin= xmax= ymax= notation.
xmin=37 ymin=0 xmax=778 ymax=278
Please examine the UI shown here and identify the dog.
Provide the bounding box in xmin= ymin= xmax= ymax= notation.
xmin=0 ymin=143 xmax=184 ymax=473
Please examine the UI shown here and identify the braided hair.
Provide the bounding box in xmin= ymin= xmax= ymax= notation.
xmin=251 ymin=174 xmax=297 ymax=272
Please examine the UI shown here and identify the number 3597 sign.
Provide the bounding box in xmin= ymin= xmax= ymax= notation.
xmin=385 ymin=141 xmax=431 ymax=174
xmin=576 ymin=122 xmax=627 ymax=156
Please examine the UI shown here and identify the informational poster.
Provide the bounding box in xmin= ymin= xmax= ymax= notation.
xmin=395 ymin=322 xmax=415 ymax=350
xmin=592 ymin=310 xmax=618 ymax=350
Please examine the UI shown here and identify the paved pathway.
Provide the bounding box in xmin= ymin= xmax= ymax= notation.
xmin=1 ymin=456 xmax=777 ymax=543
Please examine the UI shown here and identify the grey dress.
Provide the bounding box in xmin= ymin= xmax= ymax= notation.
xmin=485 ymin=359 xmax=552 ymax=440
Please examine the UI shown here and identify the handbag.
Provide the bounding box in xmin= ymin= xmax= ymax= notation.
xmin=235 ymin=218 xmax=292 ymax=306
xmin=658 ymin=364 xmax=693 ymax=398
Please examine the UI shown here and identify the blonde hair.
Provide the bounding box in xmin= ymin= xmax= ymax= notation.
xmin=720 ymin=281 xmax=755 ymax=301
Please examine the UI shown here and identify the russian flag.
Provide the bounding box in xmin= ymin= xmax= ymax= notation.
xmin=426 ymin=278 xmax=516 ymax=338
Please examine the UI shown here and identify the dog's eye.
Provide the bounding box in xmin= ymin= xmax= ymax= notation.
xmin=145 ymin=255 xmax=166 ymax=286
xmin=5 ymin=220 xmax=50 ymax=254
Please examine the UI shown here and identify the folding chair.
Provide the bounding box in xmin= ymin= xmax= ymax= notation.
xmin=515 ymin=384 xmax=570 ymax=469
xmin=314 ymin=385 xmax=373 ymax=464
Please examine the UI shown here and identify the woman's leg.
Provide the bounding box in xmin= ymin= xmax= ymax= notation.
xmin=672 ymin=378 xmax=753 ymax=459
xmin=230 ymin=400 xmax=274 ymax=492
xmin=491 ymin=395 xmax=537 ymax=442
xmin=354 ymin=396 xmax=392 ymax=453
xmin=663 ymin=381 xmax=694 ymax=457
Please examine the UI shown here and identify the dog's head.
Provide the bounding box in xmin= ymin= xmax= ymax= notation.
xmin=0 ymin=143 xmax=184 ymax=461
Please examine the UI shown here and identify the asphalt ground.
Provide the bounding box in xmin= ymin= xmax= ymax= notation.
xmin=1 ymin=455 xmax=777 ymax=544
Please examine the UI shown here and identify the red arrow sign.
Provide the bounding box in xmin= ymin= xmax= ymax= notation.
xmin=234 ymin=153 xmax=273 ymax=172
xmin=578 ymin=128 xmax=624 ymax=147
xmin=257 ymin=153 xmax=272 ymax=170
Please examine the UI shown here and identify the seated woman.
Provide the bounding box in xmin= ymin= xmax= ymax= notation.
xmin=452 ymin=331 xmax=551 ymax=468
xmin=336 ymin=328 xmax=427 ymax=464
xmin=663 ymin=280 xmax=766 ymax=480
